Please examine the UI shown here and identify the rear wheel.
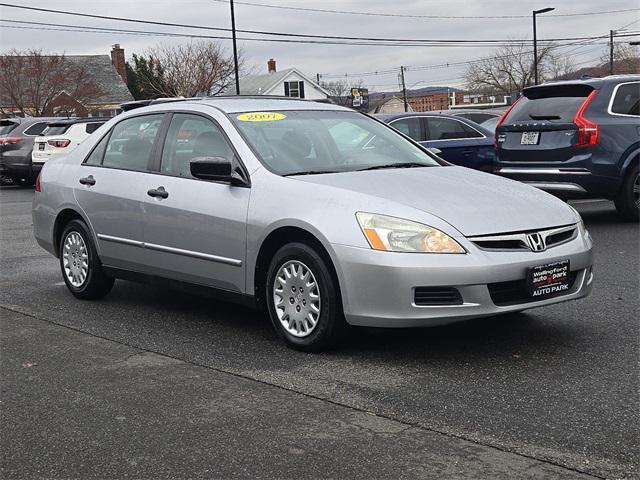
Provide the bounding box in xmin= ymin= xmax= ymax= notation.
xmin=614 ymin=163 xmax=639 ymax=222
xmin=59 ymin=219 xmax=114 ymax=299
xmin=266 ymin=242 xmax=345 ymax=352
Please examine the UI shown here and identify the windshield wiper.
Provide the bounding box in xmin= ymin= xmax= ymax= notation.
xmin=283 ymin=169 xmax=343 ymax=177
xmin=356 ymin=162 xmax=431 ymax=171
xmin=529 ymin=114 xmax=561 ymax=120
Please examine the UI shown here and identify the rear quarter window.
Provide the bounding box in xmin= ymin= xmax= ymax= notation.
xmin=610 ymin=82 xmax=640 ymax=116
xmin=0 ymin=121 xmax=18 ymax=135
xmin=43 ymin=125 xmax=70 ymax=136
xmin=85 ymin=122 xmax=104 ymax=134
xmin=22 ymin=122 xmax=49 ymax=136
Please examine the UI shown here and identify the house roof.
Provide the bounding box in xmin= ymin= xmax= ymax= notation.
xmin=0 ymin=54 xmax=132 ymax=107
xmin=229 ymin=67 xmax=330 ymax=96
xmin=65 ymin=55 xmax=133 ymax=104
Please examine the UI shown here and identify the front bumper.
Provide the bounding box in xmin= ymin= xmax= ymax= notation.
xmin=333 ymin=232 xmax=593 ymax=328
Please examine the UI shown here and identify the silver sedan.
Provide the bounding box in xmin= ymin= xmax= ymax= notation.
xmin=32 ymin=98 xmax=593 ymax=351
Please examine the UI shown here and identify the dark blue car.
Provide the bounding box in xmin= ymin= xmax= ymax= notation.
xmin=375 ymin=113 xmax=496 ymax=172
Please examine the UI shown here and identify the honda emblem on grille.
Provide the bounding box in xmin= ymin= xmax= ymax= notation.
xmin=526 ymin=232 xmax=546 ymax=252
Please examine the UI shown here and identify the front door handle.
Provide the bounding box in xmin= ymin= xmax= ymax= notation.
xmin=147 ymin=186 xmax=169 ymax=199
xmin=79 ymin=175 xmax=95 ymax=186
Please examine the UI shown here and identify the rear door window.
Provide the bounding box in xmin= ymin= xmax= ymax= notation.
xmin=425 ymin=117 xmax=483 ymax=140
xmin=610 ymin=82 xmax=639 ymax=116
xmin=102 ymin=114 xmax=164 ymax=171
xmin=389 ymin=117 xmax=423 ymax=141
xmin=23 ymin=122 xmax=49 ymax=136
xmin=504 ymin=85 xmax=592 ymax=123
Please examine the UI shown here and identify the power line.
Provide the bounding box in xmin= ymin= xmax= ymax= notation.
xmin=211 ymin=0 xmax=640 ymax=20
xmin=0 ymin=3 xmax=636 ymax=46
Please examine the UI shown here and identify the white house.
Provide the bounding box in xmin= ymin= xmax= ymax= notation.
xmin=228 ymin=59 xmax=330 ymax=100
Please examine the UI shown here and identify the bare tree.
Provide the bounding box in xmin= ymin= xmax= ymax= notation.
xmin=600 ymin=43 xmax=640 ymax=75
xmin=0 ymin=49 xmax=103 ymax=116
xmin=320 ymin=79 xmax=366 ymax=106
xmin=464 ymin=41 xmax=567 ymax=96
xmin=134 ymin=41 xmax=244 ymax=98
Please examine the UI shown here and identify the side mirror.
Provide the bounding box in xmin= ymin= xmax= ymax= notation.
xmin=190 ymin=156 xmax=232 ymax=181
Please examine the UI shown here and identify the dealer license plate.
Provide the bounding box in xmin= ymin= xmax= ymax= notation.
xmin=527 ymin=260 xmax=570 ymax=298
xmin=520 ymin=131 xmax=539 ymax=145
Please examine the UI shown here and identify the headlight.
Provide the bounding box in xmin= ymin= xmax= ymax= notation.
xmin=356 ymin=212 xmax=465 ymax=253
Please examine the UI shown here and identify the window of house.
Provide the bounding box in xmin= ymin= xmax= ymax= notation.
xmin=102 ymin=114 xmax=164 ymax=171
xmin=610 ymin=82 xmax=639 ymax=116
xmin=285 ymin=81 xmax=305 ymax=98
xmin=159 ymin=114 xmax=234 ymax=178
xmin=425 ymin=117 xmax=483 ymax=140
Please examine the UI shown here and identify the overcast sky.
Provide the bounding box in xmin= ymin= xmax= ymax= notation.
xmin=1 ymin=0 xmax=638 ymax=92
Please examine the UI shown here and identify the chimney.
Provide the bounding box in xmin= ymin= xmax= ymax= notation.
xmin=110 ymin=44 xmax=127 ymax=83
xmin=267 ymin=58 xmax=276 ymax=74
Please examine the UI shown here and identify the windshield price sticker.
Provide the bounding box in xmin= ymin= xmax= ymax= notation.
xmin=237 ymin=112 xmax=286 ymax=122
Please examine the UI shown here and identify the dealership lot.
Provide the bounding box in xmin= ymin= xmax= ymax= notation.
xmin=1 ymin=186 xmax=638 ymax=478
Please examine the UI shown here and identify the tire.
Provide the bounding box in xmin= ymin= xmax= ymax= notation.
xmin=265 ymin=242 xmax=346 ymax=352
xmin=614 ymin=163 xmax=639 ymax=222
xmin=59 ymin=219 xmax=114 ymax=299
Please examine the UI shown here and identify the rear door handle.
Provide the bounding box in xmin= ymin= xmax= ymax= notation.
xmin=79 ymin=175 xmax=95 ymax=186
xmin=147 ymin=186 xmax=169 ymax=199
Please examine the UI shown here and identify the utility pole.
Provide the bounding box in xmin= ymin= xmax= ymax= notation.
xmin=229 ymin=0 xmax=240 ymax=95
xmin=400 ymin=66 xmax=408 ymax=112
xmin=610 ymin=30 xmax=615 ymax=75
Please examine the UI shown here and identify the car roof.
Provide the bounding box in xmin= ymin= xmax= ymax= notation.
xmin=122 ymin=96 xmax=349 ymax=115
xmin=375 ymin=112 xmax=476 ymax=121
xmin=46 ymin=117 xmax=110 ymax=126
xmin=524 ymin=74 xmax=640 ymax=93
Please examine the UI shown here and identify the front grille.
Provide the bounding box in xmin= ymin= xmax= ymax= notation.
xmin=470 ymin=225 xmax=577 ymax=252
xmin=414 ymin=287 xmax=463 ymax=306
xmin=488 ymin=271 xmax=579 ymax=306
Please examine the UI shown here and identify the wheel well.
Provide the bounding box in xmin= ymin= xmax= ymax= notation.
xmin=254 ymin=226 xmax=341 ymax=308
xmin=53 ymin=209 xmax=84 ymax=256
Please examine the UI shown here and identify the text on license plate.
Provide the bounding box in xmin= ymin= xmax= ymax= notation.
xmin=527 ymin=260 xmax=570 ymax=298
xmin=38 ymin=143 xmax=45 ymax=150
xmin=521 ymin=132 xmax=539 ymax=145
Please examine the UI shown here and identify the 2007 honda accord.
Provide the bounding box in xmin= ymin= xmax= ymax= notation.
xmin=33 ymin=97 xmax=593 ymax=351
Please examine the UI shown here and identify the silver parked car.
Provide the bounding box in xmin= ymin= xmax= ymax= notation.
xmin=33 ymin=97 xmax=594 ymax=351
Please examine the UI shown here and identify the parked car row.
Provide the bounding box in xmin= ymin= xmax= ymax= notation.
xmin=0 ymin=116 xmax=108 ymax=186
xmin=382 ymin=75 xmax=639 ymax=221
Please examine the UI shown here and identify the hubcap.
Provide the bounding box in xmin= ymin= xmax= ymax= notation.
xmin=62 ymin=231 xmax=89 ymax=287
xmin=633 ymin=173 xmax=640 ymax=209
xmin=273 ymin=260 xmax=321 ymax=338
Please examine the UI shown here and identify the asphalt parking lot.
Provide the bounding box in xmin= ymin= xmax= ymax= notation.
xmin=1 ymin=186 xmax=638 ymax=479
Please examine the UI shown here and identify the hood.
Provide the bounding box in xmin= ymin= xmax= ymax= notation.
xmin=294 ymin=166 xmax=576 ymax=237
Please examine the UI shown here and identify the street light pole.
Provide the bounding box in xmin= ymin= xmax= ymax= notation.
xmin=533 ymin=7 xmax=554 ymax=85
xmin=229 ymin=0 xmax=240 ymax=95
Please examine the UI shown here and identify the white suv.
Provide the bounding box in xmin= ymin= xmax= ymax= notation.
xmin=32 ymin=118 xmax=108 ymax=166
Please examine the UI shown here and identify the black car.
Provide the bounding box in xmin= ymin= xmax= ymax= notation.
xmin=0 ymin=117 xmax=60 ymax=186
xmin=495 ymin=75 xmax=639 ymax=221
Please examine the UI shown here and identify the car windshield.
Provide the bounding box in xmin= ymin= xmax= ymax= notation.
xmin=231 ymin=110 xmax=442 ymax=176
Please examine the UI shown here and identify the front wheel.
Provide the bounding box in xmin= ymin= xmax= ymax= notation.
xmin=59 ymin=219 xmax=114 ymax=299
xmin=614 ymin=164 xmax=639 ymax=222
xmin=266 ymin=243 xmax=346 ymax=352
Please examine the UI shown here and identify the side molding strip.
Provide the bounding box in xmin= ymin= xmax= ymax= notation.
xmin=97 ymin=234 xmax=243 ymax=267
